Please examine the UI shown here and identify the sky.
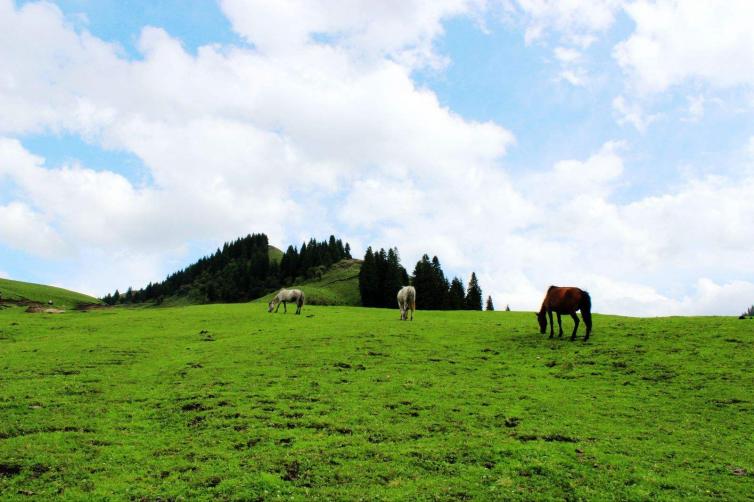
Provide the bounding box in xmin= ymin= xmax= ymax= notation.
xmin=1 ymin=0 xmax=753 ymax=316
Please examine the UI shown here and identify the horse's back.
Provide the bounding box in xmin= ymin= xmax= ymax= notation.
xmin=545 ymin=286 xmax=586 ymax=312
xmin=279 ymin=288 xmax=304 ymax=301
xmin=397 ymin=286 xmax=415 ymax=303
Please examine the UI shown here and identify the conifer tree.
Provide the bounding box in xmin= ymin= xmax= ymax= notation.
xmin=412 ymin=255 xmax=435 ymax=310
xmin=486 ymin=295 xmax=494 ymax=311
xmin=449 ymin=278 xmax=466 ymax=309
xmin=431 ymin=256 xmax=450 ymax=309
xmin=465 ymin=272 xmax=483 ymax=310
xmin=358 ymin=247 xmax=380 ymax=307
xmin=383 ymin=248 xmax=405 ymax=307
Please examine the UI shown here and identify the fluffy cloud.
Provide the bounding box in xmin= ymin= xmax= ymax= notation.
xmin=509 ymin=0 xmax=622 ymax=45
xmin=0 ymin=0 xmax=752 ymax=315
xmin=503 ymin=0 xmax=623 ymax=87
xmin=0 ymin=201 xmax=67 ymax=258
xmin=615 ymin=0 xmax=754 ymax=93
xmin=219 ymin=0 xmax=479 ymax=68
xmin=612 ymin=95 xmax=660 ymax=132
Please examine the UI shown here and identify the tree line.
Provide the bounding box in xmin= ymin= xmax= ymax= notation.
xmin=358 ymin=247 xmax=485 ymax=310
xmin=103 ymin=233 xmax=351 ymax=305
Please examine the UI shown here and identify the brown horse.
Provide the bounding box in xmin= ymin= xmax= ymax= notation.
xmin=536 ymin=286 xmax=592 ymax=341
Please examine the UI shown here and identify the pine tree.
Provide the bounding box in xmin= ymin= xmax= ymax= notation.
xmin=485 ymin=295 xmax=494 ymax=311
xmin=465 ymin=272 xmax=483 ymax=310
xmin=431 ymin=256 xmax=450 ymax=309
xmin=448 ymin=278 xmax=466 ymax=309
xmin=383 ymin=248 xmax=405 ymax=307
xmin=359 ymin=247 xmax=380 ymax=307
xmin=412 ymin=255 xmax=435 ymax=310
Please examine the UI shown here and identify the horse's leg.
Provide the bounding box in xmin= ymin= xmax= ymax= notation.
xmin=582 ymin=309 xmax=592 ymax=341
xmin=410 ymin=308 xmax=413 ymax=321
xmin=570 ymin=312 xmax=580 ymax=341
xmin=557 ymin=313 xmax=563 ymax=337
xmin=547 ymin=310 xmax=554 ymax=338
xmin=274 ymin=302 xmax=281 ymax=313
xmin=283 ymin=301 xmax=287 ymax=313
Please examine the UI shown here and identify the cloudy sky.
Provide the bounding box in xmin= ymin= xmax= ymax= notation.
xmin=1 ymin=0 xmax=753 ymax=315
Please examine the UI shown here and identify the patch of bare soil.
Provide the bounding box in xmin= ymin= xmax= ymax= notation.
xmin=25 ymin=305 xmax=65 ymax=314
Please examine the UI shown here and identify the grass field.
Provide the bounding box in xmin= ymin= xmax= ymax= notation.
xmin=0 ymin=278 xmax=100 ymax=310
xmin=258 ymin=259 xmax=361 ymax=307
xmin=1 ymin=304 xmax=753 ymax=500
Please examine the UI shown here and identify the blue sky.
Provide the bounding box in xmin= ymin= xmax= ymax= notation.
xmin=2 ymin=0 xmax=754 ymax=315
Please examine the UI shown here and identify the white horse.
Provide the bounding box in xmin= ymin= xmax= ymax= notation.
xmin=268 ymin=288 xmax=305 ymax=314
xmin=397 ymin=286 xmax=416 ymax=321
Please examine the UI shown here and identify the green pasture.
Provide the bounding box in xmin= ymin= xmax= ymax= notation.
xmin=1 ymin=304 xmax=752 ymax=500
xmin=257 ymin=259 xmax=361 ymax=307
xmin=0 ymin=278 xmax=100 ymax=310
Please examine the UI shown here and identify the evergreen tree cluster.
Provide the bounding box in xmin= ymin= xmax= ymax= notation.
xmin=359 ymin=247 xmax=409 ymax=307
xmin=103 ymin=233 xmax=351 ymax=305
xmin=279 ymin=236 xmax=351 ymax=284
xmin=359 ymin=250 xmax=483 ymax=310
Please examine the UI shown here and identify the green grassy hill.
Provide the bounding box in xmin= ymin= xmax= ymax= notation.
xmin=0 ymin=278 xmax=100 ymax=310
xmin=268 ymin=245 xmax=283 ymax=264
xmin=257 ymin=258 xmax=361 ymax=306
xmin=1 ymin=304 xmax=752 ymax=500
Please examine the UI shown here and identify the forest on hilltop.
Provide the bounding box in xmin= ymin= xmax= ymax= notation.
xmin=103 ymin=233 xmax=351 ymax=305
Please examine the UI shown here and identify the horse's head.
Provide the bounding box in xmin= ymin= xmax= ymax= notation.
xmin=536 ymin=311 xmax=547 ymax=334
xmin=267 ymin=301 xmax=275 ymax=313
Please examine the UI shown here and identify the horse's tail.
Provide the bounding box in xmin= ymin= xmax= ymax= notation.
xmin=298 ymin=291 xmax=305 ymax=307
xmin=580 ymin=290 xmax=592 ymax=328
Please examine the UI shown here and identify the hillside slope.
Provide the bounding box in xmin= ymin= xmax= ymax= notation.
xmin=267 ymin=245 xmax=283 ymax=264
xmin=257 ymin=258 xmax=361 ymax=306
xmin=0 ymin=278 xmax=100 ymax=310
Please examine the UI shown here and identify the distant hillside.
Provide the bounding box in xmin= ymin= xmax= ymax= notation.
xmin=268 ymin=245 xmax=283 ymax=264
xmin=257 ymin=259 xmax=361 ymax=306
xmin=105 ymin=233 xmax=353 ymax=306
xmin=0 ymin=278 xmax=100 ymax=310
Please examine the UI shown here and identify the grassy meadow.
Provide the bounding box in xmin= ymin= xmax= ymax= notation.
xmin=0 ymin=278 xmax=100 ymax=310
xmin=257 ymin=259 xmax=362 ymax=307
xmin=1 ymin=303 xmax=753 ymax=500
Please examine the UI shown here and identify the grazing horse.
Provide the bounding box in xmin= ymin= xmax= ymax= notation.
xmin=536 ymin=286 xmax=592 ymax=341
xmin=397 ymin=286 xmax=416 ymax=321
xmin=268 ymin=288 xmax=305 ymax=315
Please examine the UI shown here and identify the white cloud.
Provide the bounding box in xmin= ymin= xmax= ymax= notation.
xmin=503 ymin=1 xmax=623 ymax=86
xmin=510 ymin=0 xmax=622 ymax=46
xmin=219 ymin=0 xmax=479 ymax=69
xmin=0 ymin=201 xmax=68 ymax=258
xmin=1 ymin=0 xmax=753 ymax=315
xmin=685 ymin=94 xmax=705 ymax=122
xmin=615 ymin=0 xmax=754 ymax=93
xmin=612 ymin=95 xmax=659 ymax=132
